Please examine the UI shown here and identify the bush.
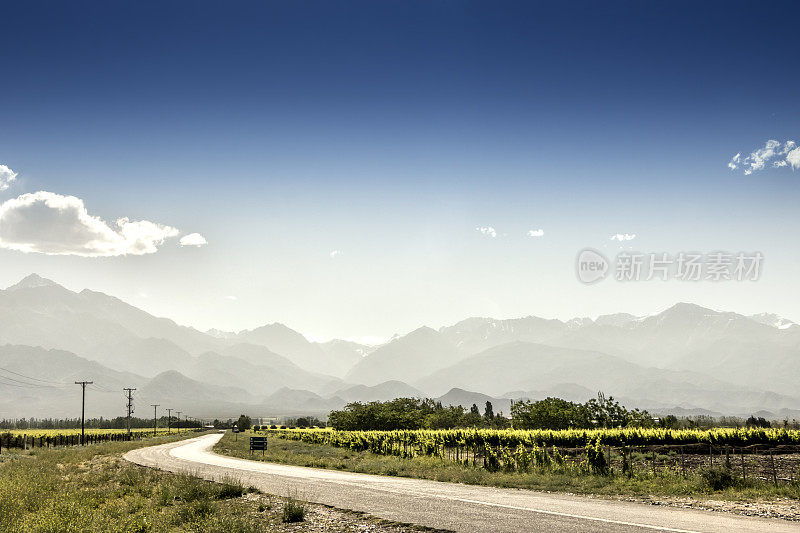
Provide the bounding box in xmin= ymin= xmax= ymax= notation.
xmin=216 ymin=475 xmax=245 ymax=499
xmin=282 ymin=497 xmax=306 ymax=523
xmin=699 ymin=466 xmax=738 ymax=490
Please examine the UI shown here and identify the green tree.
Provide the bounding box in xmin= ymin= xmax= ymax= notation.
xmin=510 ymin=397 xmax=589 ymax=430
xmin=236 ymin=414 xmax=252 ymax=431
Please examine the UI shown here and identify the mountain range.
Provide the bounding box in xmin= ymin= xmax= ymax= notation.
xmin=1 ymin=274 xmax=798 ymax=420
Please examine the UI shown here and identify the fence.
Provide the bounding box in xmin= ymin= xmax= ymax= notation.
xmin=0 ymin=429 xmax=203 ymax=453
xmin=270 ymin=430 xmax=800 ymax=487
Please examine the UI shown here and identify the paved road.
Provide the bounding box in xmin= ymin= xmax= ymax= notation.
xmin=124 ymin=433 xmax=796 ymax=533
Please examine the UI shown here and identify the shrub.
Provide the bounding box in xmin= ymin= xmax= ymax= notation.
xmin=282 ymin=497 xmax=306 ymax=523
xmin=216 ymin=475 xmax=245 ymax=499
xmin=699 ymin=466 xmax=738 ymax=490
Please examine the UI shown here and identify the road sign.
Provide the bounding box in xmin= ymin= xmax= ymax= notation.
xmin=232 ymin=426 xmax=239 ymax=433
xmin=250 ymin=436 xmax=267 ymax=454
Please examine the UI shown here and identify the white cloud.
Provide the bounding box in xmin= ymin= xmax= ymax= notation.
xmin=476 ymin=226 xmax=497 ymax=238
xmin=179 ymin=233 xmax=207 ymax=247
xmin=787 ymin=147 xmax=800 ymax=170
xmin=527 ymin=229 xmax=544 ymax=237
xmin=329 ymin=250 xmax=341 ymax=258
xmin=729 ymin=140 xmax=798 ymax=174
xmin=224 ymin=295 xmax=237 ymax=301
xmin=0 ymin=191 xmax=180 ymax=256
xmin=0 ymin=165 xmax=18 ymax=191
xmin=610 ymin=233 xmax=636 ymax=241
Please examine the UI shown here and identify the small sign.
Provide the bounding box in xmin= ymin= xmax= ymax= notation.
xmin=232 ymin=426 xmax=240 ymax=433
xmin=250 ymin=436 xmax=268 ymax=452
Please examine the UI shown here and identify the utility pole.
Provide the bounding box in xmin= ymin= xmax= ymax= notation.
xmin=151 ymin=404 xmax=159 ymax=436
xmin=166 ymin=408 xmax=173 ymax=434
xmin=176 ymin=411 xmax=182 ymax=434
xmin=74 ymin=381 xmax=93 ymax=445
xmin=123 ymin=388 xmax=136 ymax=439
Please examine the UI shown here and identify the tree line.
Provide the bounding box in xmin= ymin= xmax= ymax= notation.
xmin=328 ymin=394 xmax=651 ymax=431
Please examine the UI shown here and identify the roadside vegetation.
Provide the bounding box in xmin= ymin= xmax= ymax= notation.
xmin=0 ymin=432 xmax=424 ymax=532
xmin=216 ymin=430 xmax=800 ymax=503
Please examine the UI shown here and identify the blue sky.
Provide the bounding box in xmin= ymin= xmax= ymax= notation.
xmin=1 ymin=1 xmax=799 ymax=340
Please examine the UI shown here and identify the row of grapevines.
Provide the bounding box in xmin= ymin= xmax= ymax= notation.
xmin=268 ymin=426 xmax=800 ymax=454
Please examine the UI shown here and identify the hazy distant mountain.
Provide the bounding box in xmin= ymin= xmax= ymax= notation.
xmin=315 ymin=339 xmax=375 ymax=377
xmin=186 ymin=347 xmax=342 ymax=396
xmin=439 ymin=316 xmax=566 ymax=354
xmin=261 ymin=387 xmax=344 ymax=414
xmin=206 ymin=328 xmax=237 ymax=339
xmin=0 ymin=274 xmax=220 ymax=358
xmin=434 ymin=388 xmax=511 ymax=415
xmin=345 ymin=327 xmax=466 ymax=386
xmin=749 ymin=312 xmax=797 ymax=330
xmin=333 ymin=380 xmax=425 ymax=403
xmin=139 ymin=370 xmax=253 ymax=405
xmin=415 ymin=341 xmax=800 ymax=414
xmin=503 ymin=383 xmax=596 ymax=404
xmin=227 ymin=323 xmax=352 ymax=376
xmin=2 ymin=273 xmax=799 ymax=418
xmin=0 ymin=344 xmax=147 ymax=417
xmin=593 ymin=313 xmax=639 ymax=327
xmin=83 ymin=337 xmax=194 ymax=377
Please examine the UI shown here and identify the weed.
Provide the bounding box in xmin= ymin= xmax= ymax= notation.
xmin=282 ymin=495 xmax=307 ymax=523
xmin=699 ymin=467 xmax=738 ymax=490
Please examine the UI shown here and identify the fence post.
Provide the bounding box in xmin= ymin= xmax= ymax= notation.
xmin=651 ymin=449 xmax=656 ymax=476
xmin=740 ymin=447 xmax=746 ymax=482
xmin=680 ymin=446 xmax=686 ymax=477
xmin=769 ymin=451 xmax=778 ymax=487
xmin=709 ymin=444 xmax=713 ymax=467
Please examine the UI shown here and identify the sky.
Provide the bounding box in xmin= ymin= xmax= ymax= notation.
xmin=1 ymin=1 xmax=799 ymax=342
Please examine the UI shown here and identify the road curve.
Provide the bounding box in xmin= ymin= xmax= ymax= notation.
xmin=124 ymin=433 xmax=795 ymax=533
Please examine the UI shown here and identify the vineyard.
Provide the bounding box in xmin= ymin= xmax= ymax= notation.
xmin=0 ymin=428 xmax=200 ymax=451
xmin=4 ymin=428 xmax=174 ymax=438
xmin=265 ymin=427 xmax=800 ymax=485
xmin=268 ymin=426 xmax=800 ymax=449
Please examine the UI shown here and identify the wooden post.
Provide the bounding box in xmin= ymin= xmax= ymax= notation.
xmin=709 ymin=444 xmax=713 ymax=467
xmin=740 ymin=448 xmax=746 ymax=482
xmin=651 ymin=449 xmax=656 ymax=476
xmin=681 ymin=446 xmax=686 ymax=477
xmin=770 ymin=450 xmax=778 ymax=487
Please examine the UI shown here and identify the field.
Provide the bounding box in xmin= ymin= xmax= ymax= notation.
xmin=4 ymin=428 xmax=178 ymax=437
xmin=0 ymin=431 xmax=431 ymax=532
xmin=215 ymin=429 xmax=800 ymax=508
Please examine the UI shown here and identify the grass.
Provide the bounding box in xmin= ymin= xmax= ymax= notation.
xmin=282 ymin=494 xmax=307 ymax=523
xmin=215 ymin=430 xmax=800 ymax=502
xmin=0 ymin=432 xmax=320 ymax=532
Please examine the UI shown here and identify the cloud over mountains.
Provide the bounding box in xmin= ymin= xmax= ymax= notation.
xmin=0 ymin=191 xmax=180 ymax=256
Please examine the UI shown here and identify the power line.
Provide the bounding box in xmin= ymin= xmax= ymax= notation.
xmin=0 ymin=376 xmax=50 ymax=389
xmin=0 ymin=372 xmax=68 ymax=389
xmin=0 ymin=367 xmax=70 ymax=386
